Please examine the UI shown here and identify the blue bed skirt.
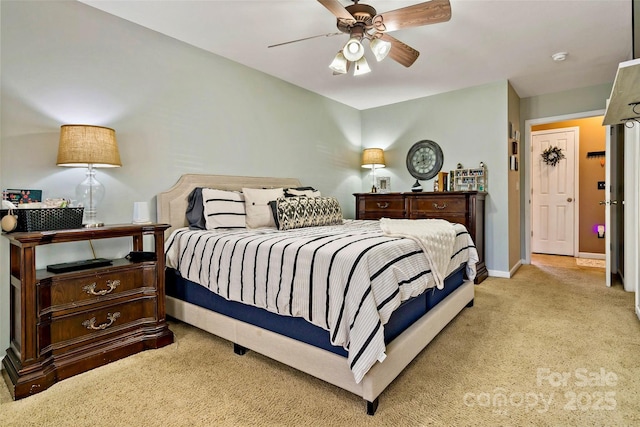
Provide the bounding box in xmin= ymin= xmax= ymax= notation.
xmin=166 ymin=264 xmax=466 ymax=358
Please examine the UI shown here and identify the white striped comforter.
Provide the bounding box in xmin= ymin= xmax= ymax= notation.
xmin=165 ymin=219 xmax=478 ymax=383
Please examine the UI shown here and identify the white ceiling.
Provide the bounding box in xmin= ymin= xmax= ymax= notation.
xmin=80 ymin=0 xmax=633 ymax=110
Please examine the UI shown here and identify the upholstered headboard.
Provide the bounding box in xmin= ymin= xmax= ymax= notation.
xmin=156 ymin=174 xmax=302 ymax=238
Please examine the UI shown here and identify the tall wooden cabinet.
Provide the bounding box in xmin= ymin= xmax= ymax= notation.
xmin=355 ymin=192 xmax=487 ymax=283
xmin=2 ymin=224 xmax=174 ymax=399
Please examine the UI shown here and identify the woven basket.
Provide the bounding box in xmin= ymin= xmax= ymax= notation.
xmin=0 ymin=207 xmax=84 ymax=232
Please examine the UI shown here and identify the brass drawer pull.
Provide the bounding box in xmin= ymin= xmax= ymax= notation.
xmin=82 ymin=312 xmax=121 ymax=330
xmin=433 ymin=202 xmax=448 ymax=210
xmin=376 ymin=202 xmax=389 ymax=209
xmin=83 ymin=280 xmax=120 ymax=296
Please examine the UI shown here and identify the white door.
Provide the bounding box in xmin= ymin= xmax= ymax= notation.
xmin=531 ymin=128 xmax=577 ymax=256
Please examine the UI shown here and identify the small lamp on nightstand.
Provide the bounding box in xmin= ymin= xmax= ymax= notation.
xmin=361 ymin=148 xmax=385 ymax=193
xmin=57 ymin=124 xmax=122 ymax=227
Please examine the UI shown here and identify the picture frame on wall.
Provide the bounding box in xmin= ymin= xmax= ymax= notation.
xmin=512 ymin=140 xmax=518 ymax=155
xmin=377 ymin=176 xmax=391 ymax=193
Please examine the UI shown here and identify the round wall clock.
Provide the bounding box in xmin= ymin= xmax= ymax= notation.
xmin=406 ymin=140 xmax=444 ymax=180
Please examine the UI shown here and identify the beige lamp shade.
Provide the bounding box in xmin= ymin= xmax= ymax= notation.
xmin=361 ymin=148 xmax=386 ymax=169
xmin=57 ymin=124 xmax=122 ymax=167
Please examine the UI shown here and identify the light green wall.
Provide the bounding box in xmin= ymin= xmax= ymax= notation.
xmin=361 ymin=81 xmax=510 ymax=276
xmin=507 ymin=83 xmax=521 ymax=272
xmin=520 ymin=83 xmax=612 ymax=122
xmin=1 ymin=1 xmax=362 ymax=224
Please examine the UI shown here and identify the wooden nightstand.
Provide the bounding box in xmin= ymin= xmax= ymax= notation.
xmin=2 ymin=224 xmax=174 ymax=400
xmin=355 ymin=192 xmax=487 ymax=284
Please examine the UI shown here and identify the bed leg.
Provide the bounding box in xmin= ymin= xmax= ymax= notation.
xmin=366 ymin=398 xmax=379 ymax=415
xmin=233 ymin=343 xmax=248 ymax=355
xmin=466 ymin=299 xmax=474 ymax=308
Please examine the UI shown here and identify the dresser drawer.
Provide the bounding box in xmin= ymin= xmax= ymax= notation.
xmin=43 ymin=296 xmax=158 ymax=351
xmin=412 ymin=212 xmax=466 ymax=224
xmin=38 ymin=263 xmax=157 ymax=314
xmin=357 ymin=194 xmax=405 ymax=219
xmin=410 ymin=196 xmax=466 ymax=214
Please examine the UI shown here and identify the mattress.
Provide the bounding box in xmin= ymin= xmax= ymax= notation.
xmin=166 ymin=262 xmax=467 ymax=357
xmin=165 ymin=219 xmax=478 ymax=382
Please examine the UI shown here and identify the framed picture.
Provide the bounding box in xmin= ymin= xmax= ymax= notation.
xmin=376 ymin=176 xmax=391 ymax=193
xmin=512 ymin=140 xmax=518 ymax=155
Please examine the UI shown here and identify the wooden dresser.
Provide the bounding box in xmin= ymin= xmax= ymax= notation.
xmin=355 ymin=192 xmax=487 ymax=283
xmin=2 ymin=224 xmax=174 ymax=400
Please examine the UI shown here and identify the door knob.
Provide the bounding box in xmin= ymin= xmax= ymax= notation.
xmin=567 ymin=198 xmax=573 ymax=202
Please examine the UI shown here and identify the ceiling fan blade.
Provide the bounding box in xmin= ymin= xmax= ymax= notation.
xmin=268 ymin=32 xmax=343 ymax=48
xmin=380 ymin=34 xmax=420 ymax=67
xmin=317 ymin=0 xmax=356 ymax=24
xmin=373 ymin=0 xmax=451 ymax=33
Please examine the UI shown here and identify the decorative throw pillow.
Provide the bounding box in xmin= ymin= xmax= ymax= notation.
xmin=242 ymin=187 xmax=284 ymax=228
xmin=271 ymin=196 xmax=343 ymax=230
xmin=186 ymin=187 xmax=206 ymax=230
xmin=202 ymin=188 xmax=246 ymax=230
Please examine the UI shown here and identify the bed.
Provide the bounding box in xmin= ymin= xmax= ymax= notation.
xmin=157 ymin=174 xmax=477 ymax=415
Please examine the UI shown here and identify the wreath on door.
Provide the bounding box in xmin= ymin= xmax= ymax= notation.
xmin=541 ymin=146 xmax=565 ymax=166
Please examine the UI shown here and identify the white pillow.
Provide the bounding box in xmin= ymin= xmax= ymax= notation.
xmin=202 ymin=188 xmax=246 ymax=230
xmin=242 ymin=187 xmax=284 ymax=228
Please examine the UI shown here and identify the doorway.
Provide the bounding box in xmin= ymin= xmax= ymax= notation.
xmin=524 ymin=110 xmax=607 ymax=265
xmin=531 ymin=128 xmax=578 ymax=256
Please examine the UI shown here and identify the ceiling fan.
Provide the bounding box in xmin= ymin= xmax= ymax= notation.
xmin=269 ymin=0 xmax=452 ymax=76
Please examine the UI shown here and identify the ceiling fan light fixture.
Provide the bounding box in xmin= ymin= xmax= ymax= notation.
xmin=353 ymin=56 xmax=371 ymax=76
xmin=329 ymin=51 xmax=348 ymax=74
xmin=370 ymin=38 xmax=391 ymax=62
xmin=343 ymin=38 xmax=365 ymax=61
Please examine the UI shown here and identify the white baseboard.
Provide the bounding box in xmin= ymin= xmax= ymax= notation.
xmin=487 ymin=269 xmax=511 ymax=279
xmin=577 ymin=252 xmax=605 ymax=260
xmin=509 ymin=260 xmax=522 ymax=277
xmin=487 ymin=262 xmax=522 ymax=279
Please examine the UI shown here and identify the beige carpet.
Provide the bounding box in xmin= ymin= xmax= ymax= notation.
xmin=1 ymin=262 xmax=638 ymax=426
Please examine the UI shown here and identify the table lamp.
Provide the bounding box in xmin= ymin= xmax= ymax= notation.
xmin=57 ymin=124 xmax=122 ymax=227
xmin=361 ymin=148 xmax=386 ymax=193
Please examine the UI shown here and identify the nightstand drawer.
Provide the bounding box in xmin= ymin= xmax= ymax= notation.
xmin=39 ymin=262 xmax=157 ymax=313
xmin=44 ymin=296 xmax=158 ymax=350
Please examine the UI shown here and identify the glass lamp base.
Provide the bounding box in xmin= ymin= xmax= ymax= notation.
xmin=77 ymin=165 xmax=106 ymax=229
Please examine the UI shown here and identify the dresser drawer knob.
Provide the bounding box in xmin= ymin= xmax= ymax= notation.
xmin=433 ymin=202 xmax=448 ymax=210
xmin=83 ymin=280 xmax=120 ymax=296
xmin=376 ymin=202 xmax=389 ymax=209
xmin=82 ymin=312 xmax=121 ymax=330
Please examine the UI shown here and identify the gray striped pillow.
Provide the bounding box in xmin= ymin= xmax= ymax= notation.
xmin=202 ymin=188 xmax=246 ymax=230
